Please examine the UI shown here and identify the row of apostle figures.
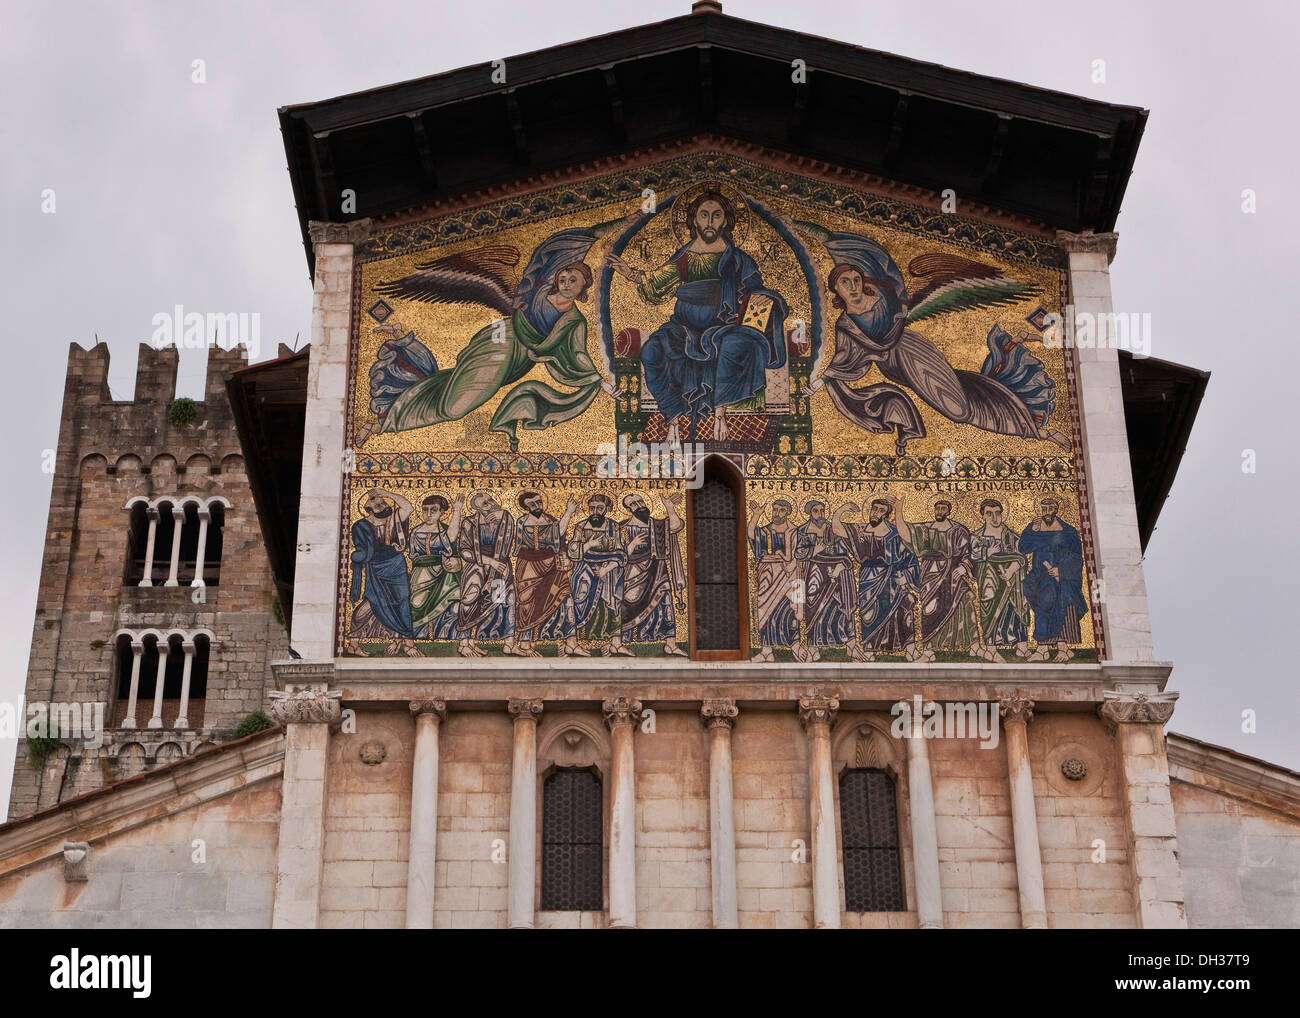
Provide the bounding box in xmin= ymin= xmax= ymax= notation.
xmin=347 ymin=488 xmax=687 ymax=658
xmin=750 ymin=493 xmax=1088 ymax=663
xmin=347 ymin=486 xmax=1087 ymax=662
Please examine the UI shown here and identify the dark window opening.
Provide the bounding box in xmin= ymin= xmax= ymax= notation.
xmin=840 ymin=768 xmax=906 ymax=912
xmin=541 ymin=766 xmax=603 ymax=911
xmin=124 ymin=504 xmax=149 ymax=585
xmin=689 ymin=459 xmax=746 ymax=656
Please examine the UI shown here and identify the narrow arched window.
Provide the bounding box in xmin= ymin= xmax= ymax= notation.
xmin=541 ymin=766 xmax=603 ymax=911
xmin=687 ymin=457 xmax=748 ymax=659
xmin=840 ymin=768 xmax=906 ymax=912
xmin=124 ymin=504 xmax=149 ymax=585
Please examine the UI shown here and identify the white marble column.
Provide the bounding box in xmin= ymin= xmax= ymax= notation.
xmin=164 ymin=505 xmax=185 ymax=586
xmin=138 ymin=508 xmax=159 ymax=587
xmin=406 ymin=698 xmax=446 ymax=930
xmin=147 ymin=641 xmax=170 ymax=729
xmin=191 ymin=507 xmax=211 ymax=587
xmin=701 ymin=699 xmax=739 ymax=929
xmin=1101 ymin=690 xmax=1186 ymax=928
xmin=1000 ymin=697 xmax=1047 ymax=929
xmin=799 ymin=694 xmax=840 ymax=929
xmin=603 ymin=696 xmax=642 ymax=929
xmin=507 ymin=697 xmax=542 ymax=929
xmin=121 ymin=640 xmax=144 ymax=729
xmin=174 ymin=641 xmax=196 ymax=729
xmin=904 ymin=713 xmax=944 ymax=929
xmin=270 ymin=682 xmax=341 ymax=929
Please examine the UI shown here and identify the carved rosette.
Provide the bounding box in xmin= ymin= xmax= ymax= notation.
xmin=269 ymin=685 xmax=343 ymax=726
xmin=1099 ymin=691 xmax=1178 ymax=728
xmin=509 ymin=698 xmax=544 ymax=723
xmin=1055 ymin=228 xmax=1119 ymax=263
xmin=409 ymin=699 xmax=447 ymax=721
xmin=308 ymin=218 xmax=374 ymax=246
xmin=998 ymin=696 xmax=1035 ymax=725
xmin=602 ymin=697 xmax=643 ymax=730
xmin=701 ymin=699 xmax=739 ymax=731
xmin=798 ymin=694 xmax=839 ymax=731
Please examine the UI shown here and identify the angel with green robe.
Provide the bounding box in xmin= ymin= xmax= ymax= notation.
xmin=356 ymin=226 xmax=619 ymax=451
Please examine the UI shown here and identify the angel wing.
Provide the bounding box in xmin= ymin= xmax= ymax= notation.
xmin=790 ymin=220 xmax=909 ymax=303
xmin=373 ymin=245 xmax=520 ymax=315
xmin=905 ymin=253 xmax=1039 ymax=324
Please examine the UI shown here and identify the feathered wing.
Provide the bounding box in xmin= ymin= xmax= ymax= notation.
xmin=905 ymin=253 xmax=1039 ymax=324
xmin=373 ymin=245 xmax=520 ymax=315
xmin=791 ymin=221 xmax=908 ymax=301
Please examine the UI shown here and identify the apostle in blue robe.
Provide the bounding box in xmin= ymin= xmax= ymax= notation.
xmin=844 ymin=499 xmax=920 ymax=655
xmin=348 ymin=490 xmax=419 ymax=656
xmin=1018 ymin=497 xmax=1088 ymax=661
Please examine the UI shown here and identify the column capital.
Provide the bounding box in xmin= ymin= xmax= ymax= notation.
xmin=701 ymin=699 xmax=739 ymax=731
xmin=998 ymin=696 xmax=1035 ymax=724
xmin=269 ymin=684 xmax=342 ymax=726
xmin=145 ymin=506 xmax=161 ymax=522
xmin=508 ymin=698 xmax=543 ymax=721
xmin=602 ymin=697 xmax=643 ymax=729
xmin=308 ymin=218 xmax=374 ymax=247
xmin=1099 ymin=690 xmax=1177 ymax=727
xmin=410 ymin=698 xmax=447 ymax=720
xmin=798 ymin=694 xmax=839 ymax=731
xmin=1055 ymin=228 xmax=1119 ymax=263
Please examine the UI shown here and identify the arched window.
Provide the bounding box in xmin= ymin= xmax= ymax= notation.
xmin=839 ymin=768 xmax=906 ymax=912
xmin=112 ymin=631 xmax=210 ymax=730
xmin=687 ymin=457 xmax=748 ymax=659
xmin=124 ymin=504 xmax=149 ymax=585
xmin=541 ymin=765 xmax=603 ymax=911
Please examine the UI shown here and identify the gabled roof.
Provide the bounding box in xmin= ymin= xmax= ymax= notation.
xmin=279 ymin=3 xmax=1147 ymax=275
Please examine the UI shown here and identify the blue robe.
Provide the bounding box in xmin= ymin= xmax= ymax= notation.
xmin=847 ymin=524 xmax=919 ymax=650
xmin=1018 ymin=521 xmax=1087 ymax=642
xmin=350 ymin=518 xmax=415 ymax=639
xmin=640 ymin=242 xmax=787 ymax=425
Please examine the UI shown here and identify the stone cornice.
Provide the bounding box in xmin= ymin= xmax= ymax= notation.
xmin=1056 ymin=228 xmax=1119 ymax=263
xmin=0 ymin=729 xmax=285 ymax=876
xmin=1167 ymin=734 xmax=1300 ymax=820
xmin=308 ymin=218 xmax=374 ymax=246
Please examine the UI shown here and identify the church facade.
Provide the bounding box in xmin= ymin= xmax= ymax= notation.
xmin=3 ymin=3 xmax=1297 ymax=929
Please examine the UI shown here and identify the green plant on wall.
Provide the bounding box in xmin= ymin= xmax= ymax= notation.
xmin=272 ymin=594 xmax=285 ymax=629
xmin=235 ymin=710 xmax=274 ymax=739
xmin=168 ymin=397 xmax=198 ymax=428
xmin=27 ymin=720 xmax=61 ymax=768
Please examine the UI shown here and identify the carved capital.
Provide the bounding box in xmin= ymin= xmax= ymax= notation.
xmin=798 ymin=694 xmax=839 ymax=731
xmin=308 ymin=218 xmax=374 ymax=246
xmin=1055 ymin=229 xmax=1119 ymax=263
xmin=409 ymin=699 xmax=447 ymax=721
xmin=701 ymin=699 xmax=739 ymax=731
xmin=998 ymin=696 xmax=1035 ymax=724
xmin=269 ymin=684 xmax=342 ymax=726
xmin=1099 ymin=690 xmax=1178 ymax=727
xmin=508 ymin=698 xmax=544 ymax=722
xmin=602 ymin=697 xmax=643 ymax=729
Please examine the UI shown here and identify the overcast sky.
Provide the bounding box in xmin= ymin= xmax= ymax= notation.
xmin=2 ymin=0 xmax=1295 ymax=813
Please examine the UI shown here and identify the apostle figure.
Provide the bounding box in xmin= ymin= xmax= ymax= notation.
xmin=747 ymin=498 xmax=801 ymax=661
xmin=843 ymin=498 xmax=919 ymax=659
xmin=607 ymin=190 xmax=787 ymax=444
xmin=890 ymin=495 xmax=989 ymax=662
xmin=970 ymin=498 xmax=1031 ymax=657
xmin=513 ymin=491 xmax=582 ymax=657
xmin=567 ymin=492 xmax=627 ymax=656
xmin=409 ymin=492 xmax=465 ymax=641
xmin=1018 ymin=497 xmax=1088 ymax=662
xmin=618 ymin=491 xmax=687 ymax=656
xmin=793 ymin=500 xmax=869 ymax=662
xmin=457 ymin=492 xmax=519 ymax=657
xmin=348 ymin=489 xmax=420 ymax=657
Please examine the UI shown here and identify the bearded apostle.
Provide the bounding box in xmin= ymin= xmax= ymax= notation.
xmin=408 ymin=493 xmax=465 ymax=641
xmin=793 ymin=500 xmax=869 ymax=661
xmin=970 ymin=498 xmax=1031 ymax=657
xmin=567 ymin=493 xmax=627 ymax=656
xmin=842 ymin=498 xmax=919 ymax=658
xmin=456 ymin=493 xmax=518 ymax=657
xmin=890 ymin=495 xmax=990 ymax=662
xmin=1018 ymin=497 xmax=1088 ymax=662
xmin=747 ymin=498 xmax=800 ymax=661
xmin=513 ymin=491 xmax=582 ymax=657
xmin=348 ymin=489 xmax=420 ymax=657
xmin=618 ymin=491 xmax=687 ymax=656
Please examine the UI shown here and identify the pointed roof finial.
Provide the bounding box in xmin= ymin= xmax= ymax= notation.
xmin=692 ymin=1 xmax=723 ymax=13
